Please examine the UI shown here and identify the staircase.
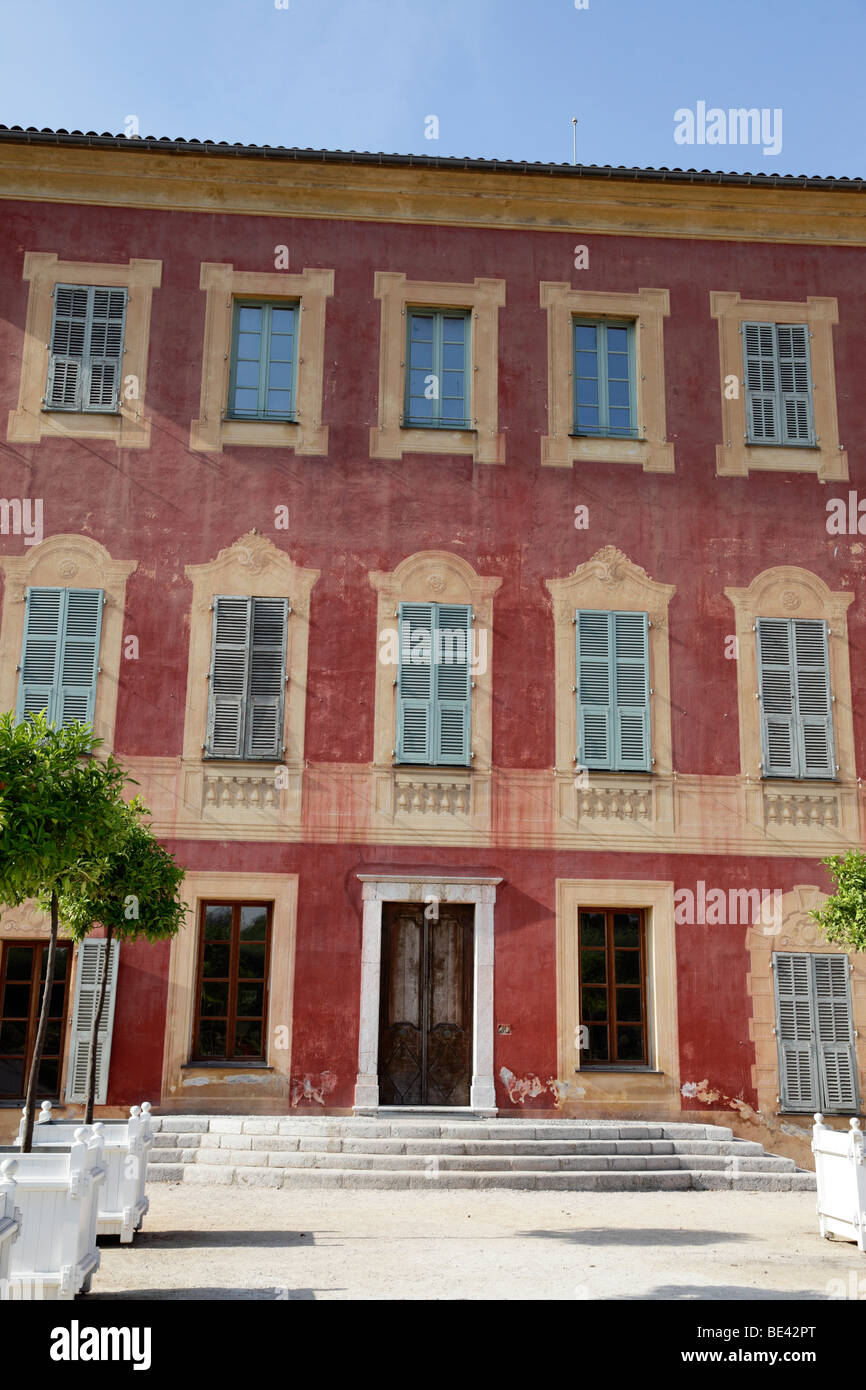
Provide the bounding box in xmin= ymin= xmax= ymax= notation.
xmin=146 ymin=1114 xmax=816 ymax=1191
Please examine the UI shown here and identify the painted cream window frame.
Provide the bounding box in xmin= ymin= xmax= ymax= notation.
xmin=7 ymin=252 xmax=162 ymax=449
xmin=724 ymin=565 xmax=855 ymax=781
xmin=370 ymin=271 xmax=506 ymax=465
xmin=0 ymin=534 xmax=136 ymax=751
xmin=748 ymin=885 xmax=866 ymax=1120
xmin=182 ymin=532 xmax=319 ymax=766
xmin=160 ymin=870 xmax=297 ymax=1108
xmin=190 ymin=263 xmax=334 ymax=454
xmin=546 ymin=546 xmax=675 ymax=777
xmin=369 ymin=550 xmax=502 ymax=772
xmin=556 ymin=878 xmax=679 ymax=1093
xmin=539 ymin=284 xmax=673 ymax=472
xmin=711 ymin=292 xmax=847 ymax=480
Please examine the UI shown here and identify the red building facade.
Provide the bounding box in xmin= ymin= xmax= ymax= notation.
xmin=1 ymin=129 xmax=864 ymax=1164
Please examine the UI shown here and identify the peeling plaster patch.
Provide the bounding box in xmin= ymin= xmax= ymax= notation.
xmin=290 ymin=1070 xmax=337 ymax=1107
xmin=225 ymin=1073 xmax=277 ymax=1085
xmin=781 ymin=1122 xmax=810 ymax=1140
xmin=681 ymin=1082 xmax=698 ymax=1099
xmin=182 ymin=1076 xmax=211 ymax=1087
xmin=499 ymin=1067 xmax=547 ymax=1104
xmin=682 ymin=1078 xmax=759 ymax=1124
xmin=548 ymin=1078 xmax=586 ymax=1106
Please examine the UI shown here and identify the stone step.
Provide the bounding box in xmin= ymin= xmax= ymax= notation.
xmin=147 ymin=1162 xmax=815 ymax=1192
xmin=149 ymin=1133 xmax=766 ymax=1158
xmin=177 ymin=1149 xmax=795 ymax=1173
xmin=150 ymin=1116 xmax=736 ymax=1143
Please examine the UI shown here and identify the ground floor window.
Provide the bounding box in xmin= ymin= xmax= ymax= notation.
xmin=774 ymin=951 xmax=859 ymax=1113
xmin=579 ymin=908 xmax=648 ymax=1065
xmin=192 ymin=901 xmax=272 ymax=1062
xmin=0 ymin=940 xmax=71 ymax=1099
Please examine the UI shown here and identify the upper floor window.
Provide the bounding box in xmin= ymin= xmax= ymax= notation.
xmin=228 ymin=301 xmax=298 ymax=422
xmin=15 ymin=586 xmax=103 ymax=729
xmin=396 ymin=601 xmax=471 ymax=766
xmin=205 ymin=596 xmax=289 ymax=761
xmin=757 ymin=618 xmax=835 ymax=779
xmin=576 ymin=609 xmax=651 ymax=772
xmin=573 ymin=319 xmax=637 ymax=440
xmin=743 ymin=321 xmax=815 ymax=447
xmin=403 ymin=309 xmax=471 ymax=429
xmin=46 ymin=285 xmax=127 ymax=413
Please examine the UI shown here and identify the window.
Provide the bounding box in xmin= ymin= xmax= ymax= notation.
xmin=579 ymin=909 xmax=648 ymax=1066
xmin=573 ymin=320 xmax=637 ymax=439
xmin=193 ymin=902 xmax=272 ymax=1061
xmin=404 ymin=310 xmax=470 ymax=428
xmin=15 ymin=586 xmax=103 ymax=729
xmin=46 ymin=285 xmax=127 ymax=413
xmin=743 ymin=322 xmax=815 ymax=446
xmin=0 ymin=942 xmax=71 ymax=1099
xmin=396 ymin=602 xmax=471 ymax=766
xmin=576 ymin=609 xmax=651 ymax=772
xmin=757 ymin=618 xmax=835 ymax=779
xmin=228 ymin=301 xmax=298 ymax=421
xmin=774 ymin=952 xmax=858 ymax=1113
xmin=205 ymin=596 xmax=289 ymax=760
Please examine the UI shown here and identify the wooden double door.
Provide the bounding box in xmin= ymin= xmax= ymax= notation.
xmin=378 ymin=903 xmax=474 ymax=1106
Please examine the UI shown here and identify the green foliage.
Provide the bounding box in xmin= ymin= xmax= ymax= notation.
xmin=0 ymin=712 xmax=130 ymax=909
xmin=810 ymin=851 xmax=866 ymax=952
xmin=57 ymin=797 xmax=187 ymax=945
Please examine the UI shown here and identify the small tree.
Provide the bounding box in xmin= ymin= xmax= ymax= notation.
xmin=0 ymin=713 xmax=130 ymax=1151
xmin=811 ymin=851 xmax=866 ymax=952
xmin=57 ymin=798 xmax=186 ymax=1123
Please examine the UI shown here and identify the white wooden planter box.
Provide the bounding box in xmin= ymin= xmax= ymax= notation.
xmin=812 ymin=1113 xmax=866 ymax=1252
xmin=20 ymin=1102 xmax=154 ymax=1244
xmin=0 ymin=1129 xmax=105 ymax=1300
xmin=0 ymin=1160 xmax=21 ymax=1295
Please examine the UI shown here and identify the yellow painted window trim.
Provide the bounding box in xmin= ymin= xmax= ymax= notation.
xmin=556 ymin=878 xmax=679 ymax=1100
xmin=0 ymin=533 xmax=137 ymax=751
xmin=711 ymin=291 xmax=847 ymax=481
xmin=7 ymin=252 xmax=162 ymax=449
xmin=181 ymin=531 xmax=319 ymax=769
xmin=724 ymin=565 xmax=855 ymax=783
xmin=539 ymin=283 xmax=673 ymax=472
xmin=545 ymin=545 xmax=676 ymax=780
xmin=370 ymin=271 xmax=506 ymax=465
xmin=747 ymin=885 xmax=866 ymax=1117
xmin=189 ymin=263 xmax=334 ymax=454
xmin=160 ymin=870 xmax=298 ymax=1107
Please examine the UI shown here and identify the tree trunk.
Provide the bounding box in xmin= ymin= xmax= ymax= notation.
xmin=20 ymin=889 xmax=59 ymax=1154
xmin=84 ymin=924 xmax=113 ymax=1126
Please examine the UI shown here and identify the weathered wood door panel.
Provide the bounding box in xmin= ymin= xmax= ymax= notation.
xmin=378 ymin=903 xmax=473 ymax=1106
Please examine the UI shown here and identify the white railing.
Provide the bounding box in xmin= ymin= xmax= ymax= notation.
xmin=0 ymin=1128 xmax=105 ymax=1300
xmin=812 ymin=1113 xmax=866 ymax=1252
xmin=0 ymin=1160 xmax=21 ymax=1293
xmin=21 ymin=1101 xmax=154 ymax=1244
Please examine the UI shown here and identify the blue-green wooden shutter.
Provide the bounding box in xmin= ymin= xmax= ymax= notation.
xmin=777 ymin=324 xmax=814 ymax=445
xmin=434 ymin=604 xmax=471 ymax=765
xmin=743 ymin=321 xmax=779 ymax=443
xmin=46 ymin=286 xmax=89 ymax=409
xmin=206 ymin=597 xmax=251 ymax=757
xmin=15 ymin=587 xmax=102 ymax=728
xmin=245 ymin=597 xmax=288 ymax=759
xmin=793 ymin=620 xmax=834 ymax=778
xmin=397 ymin=603 xmax=434 ymax=763
xmin=757 ymin=619 xmax=797 ymax=776
xmin=57 ymin=589 xmax=103 ymax=727
xmin=614 ymin=611 xmax=651 ymax=771
xmin=15 ymin=587 xmax=64 ymax=723
xmin=813 ymin=955 xmax=859 ymax=1112
xmin=576 ymin=610 xmax=612 ymax=769
xmin=85 ymin=288 xmax=127 ymax=411
xmin=46 ymin=286 xmax=126 ymax=412
xmin=774 ymin=952 xmax=819 ymax=1112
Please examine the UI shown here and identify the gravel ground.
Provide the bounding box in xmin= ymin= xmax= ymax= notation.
xmin=86 ymin=1184 xmax=865 ymax=1300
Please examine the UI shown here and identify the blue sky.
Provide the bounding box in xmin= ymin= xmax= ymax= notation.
xmin=0 ymin=0 xmax=863 ymax=176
